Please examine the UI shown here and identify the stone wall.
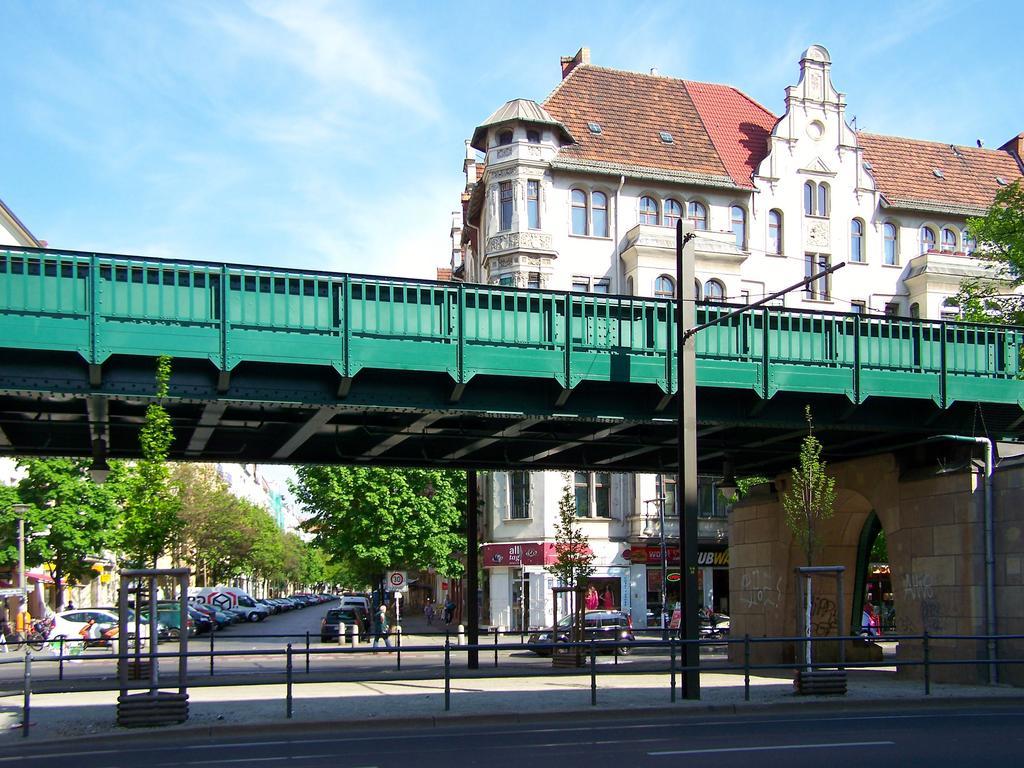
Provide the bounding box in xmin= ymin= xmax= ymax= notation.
xmin=728 ymin=452 xmax=1024 ymax=685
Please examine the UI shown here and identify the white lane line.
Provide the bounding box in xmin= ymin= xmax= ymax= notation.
xmin=649 ymin=740 xmax=895 ymax=756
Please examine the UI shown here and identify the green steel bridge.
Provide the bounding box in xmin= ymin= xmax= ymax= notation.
xmin=1 ymin=245 xmax=1022 ymax=474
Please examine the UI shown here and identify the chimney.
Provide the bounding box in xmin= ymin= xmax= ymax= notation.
xmin=560 ymin=47 xmax=590 ymax=79
xmin=999 ymin=132 xmax=1024 ymax=171
xmin=463 ymin=139 xmax=476 ymax=187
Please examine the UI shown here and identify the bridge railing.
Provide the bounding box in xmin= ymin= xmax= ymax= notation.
xmin=1 ymin=246 xmax=1021 ymax=405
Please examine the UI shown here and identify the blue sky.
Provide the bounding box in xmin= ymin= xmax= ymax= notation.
xmin=1 ymin=0 xmax=1020 ymax=280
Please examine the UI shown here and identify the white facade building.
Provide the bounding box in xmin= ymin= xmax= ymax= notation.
xmin=454 ymin=45 xmax=1023 ymax=630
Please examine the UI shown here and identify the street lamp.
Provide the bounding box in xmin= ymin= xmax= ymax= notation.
xmin=12 ymin=504 xmax=30 ymax=604
xmin=643 ymin=496 xmax=668 ymax=632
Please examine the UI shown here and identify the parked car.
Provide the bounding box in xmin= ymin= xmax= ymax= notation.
xmin=339 ymin=595 xmax=371 ymax=615
xmin=321 ymin=608 xmax=364 ymax=643
xmin=140 ymin=605 xmax=195 ymax=640
xmin=190 ymin=603 xmax=233 ymax=630
xmin=527 ymin=610 xmax=635 ymax=656
xmin=187 ymin=607 xmax=214 ymax=634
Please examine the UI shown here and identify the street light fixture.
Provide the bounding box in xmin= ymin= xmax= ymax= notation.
xmin=11 ymin=503 xmax=31 ymax=622
xmin=718 ymin=459 xmax=738 ymax=500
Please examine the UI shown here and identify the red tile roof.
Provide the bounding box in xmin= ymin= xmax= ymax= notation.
xmin=684 ymin=81 xmax=778 ymax=189
xmin=436 ymin=267 xmax=453 ymax=282
xmin=858 ymin=133 xmax=1023 ymax=214
xmin=543 ymin=66 xmax=736 ymax=185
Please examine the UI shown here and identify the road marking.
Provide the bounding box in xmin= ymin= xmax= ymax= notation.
xmin=649 ymin=740 xmax=895 ymax=756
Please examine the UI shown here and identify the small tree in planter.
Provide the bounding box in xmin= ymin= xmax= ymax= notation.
xmin=545 ymin=473 xmax=595 ymax=661
xmin=782 ymin=406 xmax=837 ymax=673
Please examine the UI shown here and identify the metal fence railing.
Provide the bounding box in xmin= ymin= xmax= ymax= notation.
xmin=5 ymin=629 xmax=1023 ymax=737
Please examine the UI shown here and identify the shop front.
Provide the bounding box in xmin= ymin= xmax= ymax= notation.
xmin=626 ymin=545 xmax=730 ymax=628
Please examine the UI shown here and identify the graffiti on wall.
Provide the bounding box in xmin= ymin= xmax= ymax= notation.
xmin=810 ymin=596 xmax=838 ymax=636
xmin=902 ymin=571 xmax=934 ymax=601
xmin=740 ymin=568 xmax=783 ymax=610
xmin=898 ymin=571 xmax=945 ymax=634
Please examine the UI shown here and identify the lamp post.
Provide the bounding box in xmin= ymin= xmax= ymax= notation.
xmin=673 ymin=219 xmax=846 ymax=700
xmin=11 ymin=504 xmax=30 ymax=625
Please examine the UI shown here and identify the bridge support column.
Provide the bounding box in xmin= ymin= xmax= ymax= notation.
xmin=467 ymin=470 xmax=479 ymax=669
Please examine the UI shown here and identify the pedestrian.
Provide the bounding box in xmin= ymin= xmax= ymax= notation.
xmin=585 ymin=585 xmax=598 ymax=610
xmin=424 ymin=599 xmax=434 ymax=625
xmin=601 ymin=586 xmax=614 ymax=610
xmin=65 ymin=600 xmax=75 ymax=611
xmin=373 ymin=604 xmax=392 ymax=652
xmin=870 ymin=604 xmax=882 ymax=636
xmin=861 ymin=602 xmax=877 ymax=637
xmin=443 ymin=595 xmax=455 ymax=626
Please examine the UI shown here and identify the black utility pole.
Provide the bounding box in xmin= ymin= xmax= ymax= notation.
xmin=673 ymin=218 xmax=846 ymax=700
xmin=467 ymin=470 xmax=480 ymax=669
xmin=675 ymin=220 xmax=700 ymax=699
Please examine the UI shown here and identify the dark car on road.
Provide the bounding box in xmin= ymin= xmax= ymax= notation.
xmin=321 ymin=608 xmax=364 ymax=643
xmin=528 ymin=610 xmax=635 ymax=656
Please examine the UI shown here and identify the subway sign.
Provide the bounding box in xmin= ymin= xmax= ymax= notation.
xmin=628 ymin=547 xmax=728 ymax=567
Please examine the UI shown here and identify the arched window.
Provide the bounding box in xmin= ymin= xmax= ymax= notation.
xmin=768 ymin=209 xmax=783 ymax=255
xmin=654 ymin=274 xmax=675 ymax=298
xmin=910 ymin=302 xmax=920 ymax=319
xmin=817 ymin=182 xmax=830 ymax=217
xmin=920 ymin=226 xmax=937 ymax=254
xmin=664 ymin=199 xmax=682 ymax=229
xmin=804 ymin=181 xmax=815 ymax=215
xmin=639 ymin=196 xmax=659 ymax=225
xmin=883 ymin=222 xmax=898 ymax=265
xmin=730 ymin=205 xmax=746 ymax=248
xmin=850 ymin=218 xmax=864 ymax=263
xmin=592 ymin=191 xmax=608 ymax=237
xmin=625 ymin=276 xmax=634 ymax=295
xmin=688 ymin=201 xmax=707 ymax=230
xmin=694 ymin=279 xmax=702 ymax=301
xmin=571 ymin=189 xmax=588 ymax=235
xmin=941 ymin=228 xmax=957 ymax=252
xmin=962 ymin=230 xmax=976 ymax=255
xmin=497 ymin=130 xmax=514 ymax=146
xmin=704 ymin=279 xmax=725 ymax=302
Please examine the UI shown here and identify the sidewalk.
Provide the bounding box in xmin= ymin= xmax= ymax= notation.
xmin=3 ymin=658 xmax=1023 ymax=746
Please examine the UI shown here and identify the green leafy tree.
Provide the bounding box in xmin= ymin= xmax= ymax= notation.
xmin=782 ymin=407 xmax=837 ymax=567
xmin=0 ymin=485 xmax=49 ymax=574
xmin=118 ymin=356 xmax=182 ymax=567
xmin=292 ymin=467 xmax=466 ymax=590
xmin=545 ymin=473 xmax=595 ymax=596
xmin=947 ymin=179 xmax=1024 ymax=325
xmin=14 ymin=458 xmax=120 ymax=608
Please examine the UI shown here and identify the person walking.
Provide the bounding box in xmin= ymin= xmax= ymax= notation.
xmin=424 ymin=599 xmax=435 ymax=626
xmin=373 ymin=604 xmax=392 ymax=652
xmin=443 ymin=596 xmax=455 ymax=626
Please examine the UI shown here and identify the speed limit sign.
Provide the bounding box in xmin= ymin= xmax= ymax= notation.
xmin=386 ymin=570 xmax=408 ymax=591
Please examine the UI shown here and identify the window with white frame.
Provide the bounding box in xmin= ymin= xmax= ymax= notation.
xmin=572 ymin=276 xmax=590 ymax=292
xmin=527 ymin=272 xmax=541 ymax=289
xmin=803 ymin=180 xmax=830 ymax=217
xmin=640 ymin=196 xmax=659 ymax=225
xmin=768 ymin=209 xmax=783 ymax=256
xmin=920 ymin=226 xmax=937 ymax=254
xmin=509 ymin=471 xmax=530 ymax=519
xmin=730 ymin=205 xmax=747 ymax=248
xmin=664 ymin=199 xmax=682 ymax=229
xmin=687 ymin=201 xmax=708 ymax=231
xmin=499 ymin=181 xmax=513 ymax=231
xmin=850 ymin=300 xmax=866 ymax=315
xmin=655 ymin=474 xmax=677 ymax=517
xmin=850 ymin=218 xmax=865 ymax=263
xmin=883 ymin=222 xmax=899 ymax=265
xmin=593 ymin=278 xmax=610 ymax=294
xmin=571 ymin=189 xmax=588 ymax=235
xmin=704 ymin=279 xmax=725 ymax=302
xmin=592 ymin=191 xmax=609 ymax=237
xmin=654 ymin=274 xmax=674 ymax=298
xmin=804 ymin=253 xmax=831 ymax=300
xmin=574 ymin=471 xmax=611 ymax=518
xmin=527 ymin=180 xmax=540 ymax=230
xmin=962 ymin=230 xmax=976 ymax=255
xmin=941 ymin=228 xmax=957 ymax=252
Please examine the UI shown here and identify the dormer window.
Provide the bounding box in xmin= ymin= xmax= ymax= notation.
xmin=497 ymin=130 xmax=514 ymax=146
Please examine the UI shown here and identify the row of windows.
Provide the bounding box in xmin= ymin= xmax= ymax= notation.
xmin=501 ymin=184 xmax=976 ymax=264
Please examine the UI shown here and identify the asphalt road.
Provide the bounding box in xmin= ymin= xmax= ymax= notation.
xmin=4 ymin=706 xmax=1022 ymax=766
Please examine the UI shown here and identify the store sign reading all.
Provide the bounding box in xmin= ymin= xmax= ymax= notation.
xmin=481 ymin=542 xmax=557 ymax=567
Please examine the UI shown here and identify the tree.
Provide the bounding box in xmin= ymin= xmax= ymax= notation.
xmin=545 ymin=473 xmax=595 ymax=599
xmin=0 ymin=484 xmax=48 ymax=574
xmin=782 ymin=406 xmax=837 ymax=567
xmin=118 ymin=356 xmax=182 ymax=567
xmin=947 ymin=179 xmax=1024 ymax=325
xmin=13 ymin=458 xmax=120 ymax=608
xmin=292 ymin=466 xmax=466 ymax=590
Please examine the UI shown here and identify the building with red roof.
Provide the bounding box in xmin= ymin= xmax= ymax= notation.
xmin=450 ymin=45 xmax=1023 ymax=632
